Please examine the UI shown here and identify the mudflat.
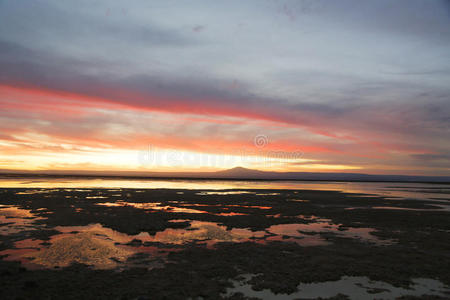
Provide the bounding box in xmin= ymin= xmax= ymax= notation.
xmin=0 ymin=186 xmax=449 ymax=299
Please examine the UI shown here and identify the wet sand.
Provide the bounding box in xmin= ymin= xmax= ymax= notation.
xmin=0 ymin=186 xmax=449 ymax=299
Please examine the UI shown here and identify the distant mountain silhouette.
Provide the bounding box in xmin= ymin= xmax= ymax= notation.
xmin=212 ymin=167 xmax=450 ymax=182
xmin=0 ymin=166 xmax=449 ymax=183
xmin=214 ymin=166 xmax=268 ymax=177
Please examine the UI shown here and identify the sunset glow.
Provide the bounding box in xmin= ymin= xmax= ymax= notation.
xmin=1 ymin=1 xmax=449 ymax=176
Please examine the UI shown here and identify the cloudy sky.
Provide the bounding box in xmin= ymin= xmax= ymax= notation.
xmin=0 ymin=0 xmax=449 ymax=175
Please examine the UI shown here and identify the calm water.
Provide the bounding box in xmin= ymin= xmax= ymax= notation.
xmin=226 ymin=275 xmax=450 ymax=300
xmin=0 ymin=176 xmax=449 ymax=201
xmin=1 ymin=176 xmax=449 ymax=298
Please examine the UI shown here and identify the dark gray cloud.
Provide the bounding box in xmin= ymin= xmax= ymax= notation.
xmin=295 ymin=0 xmax=450 ymax=43
xmin=1 ymin=0 xmax=450 ymax=175
xmin=411 ymin=154 xmax=450 ymax=162
xmin=1 ymin=38 xmax=449 ymax=149
xmin=0 ymin=1 xmax=198 ymax=55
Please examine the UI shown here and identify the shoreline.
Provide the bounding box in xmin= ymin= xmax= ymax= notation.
xmin=1 ymin=173 xmax=450 ymax=185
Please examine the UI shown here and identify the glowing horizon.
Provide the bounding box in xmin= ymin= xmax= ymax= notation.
xmin=1 ymin=1 xmax=449 ymax=176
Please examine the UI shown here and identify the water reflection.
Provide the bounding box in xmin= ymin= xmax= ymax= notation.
xmin=0 ymin=205 xmax=45 ymax=234
xmin=0 ymin=214 xmax=391 ymax=270
xmin=148 ymin=221 xmax=262 ymax=245
xmin=16 ymin=190 xmax=51 ymax=195
xmin=32 ymin=232 xmax=131 ymax=269
xmin=0 ymin=179 xmax=447 ymax=272
xmin=197 ymin=191 xmax=255 ymax=195
xmin=96 ymin=201 xmax=208 ymax=214
xmin=0 ymin=231 xmax=132 ymax=269
xmin=215 ymin=212 xmax=248 ymax=216
xmin=96 ymin=201 xmax=268 ymax=215
xmin=50 ymin=221 xmax=265 ymax=247
xmin=197 ymin=191 xmax=281 ymax=196
xmin=0 ymin=223 xmax=160 ymax=269
xmin=345 ymin=204 xmax=450 ymax=212
xmin=2 ymin=176 xmax=449 ymax=201
xmin=225 ymin=204 xmax=272 ymax=210
xmin=226 ymin=274 xmax=450 ymax=300
xmin=266 ymin=217 xmax=388 ymax=246
xmin=0 ymin=221 xmax=265 ymax=269
xmin=372 ymin=205 xmax=450 ymax=212
xmin=288 ymin=199 xmax=310 ymax=202
xmin=0 ymin=205 xmax=34 ymax=218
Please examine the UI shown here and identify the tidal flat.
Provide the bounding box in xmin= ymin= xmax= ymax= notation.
xmin=0 ymin=182 xmax=449 ymax=299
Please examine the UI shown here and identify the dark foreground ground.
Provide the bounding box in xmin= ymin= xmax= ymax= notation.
xmin=0 ymin=187 xmax=449 ymax=299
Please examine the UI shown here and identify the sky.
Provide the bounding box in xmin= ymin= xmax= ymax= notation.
xmin=0 ymin=0 xmax=449 ymax=175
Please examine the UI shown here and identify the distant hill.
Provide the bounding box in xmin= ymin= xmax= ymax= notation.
xmin=212 ymin=167 xmax=450 ymax=182
xmin=214 ymin=166 xmax=269 ymax=177
xmin=0 ymin=166 xmax=449 ymax=183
